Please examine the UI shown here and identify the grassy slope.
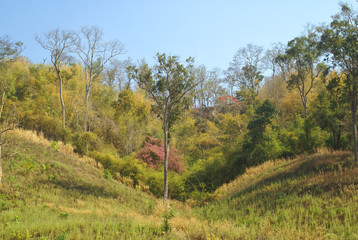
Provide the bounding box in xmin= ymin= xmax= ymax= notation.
xmin=1 ymin=129 xmax=358 ymax=239
xmin=196 ymin=150 xmax=358 ymax=239
xmin=0 ymin=130 xmax=163 ymax=239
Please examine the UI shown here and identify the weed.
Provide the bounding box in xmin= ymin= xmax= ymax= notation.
xmin=54 ymin=231 xmax=67 ymax=240
xmin=59 ymin=212 xmax=69 ymax=219
xmin=161 ymin=208 xmax=175 ymax=234
xmin=48 ymin=174 xmax=56 ymax=181
xmin=51 ymin=141 xmax=59 ymax=152
xmin=10 ymin=229 xmax=32 ymax=240
xmin=104 ymin=169 xmax=112 ymax=179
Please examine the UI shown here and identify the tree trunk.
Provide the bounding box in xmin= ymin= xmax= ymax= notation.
xmin=56 ymin=70 xmax=66 ymax=129
xmin=84 ymin=85 xmax=90 ymax=156
xmin=303 ymin=100 xmax=307 ymax=118
xmin=351 ymin=84 xmax=358 ymax=162
xmin=163 ymin=119 xmax=169 ymax=204
xmin=0 ymin=90 xmax=6 ymax=121
xmin=0 ymin=134 xmax=2 ymax=185
xmin=84 ymin=90 xmax=89 ymax=132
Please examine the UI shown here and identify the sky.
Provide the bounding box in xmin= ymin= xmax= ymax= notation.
xmin=1 ymin=0 xmax=357 ymax=70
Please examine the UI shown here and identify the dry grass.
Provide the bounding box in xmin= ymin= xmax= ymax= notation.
xmin=214 ymin=149 xmax=353 ymax=200
xmin=214 ymin=157 xmax=291 ymax=199
xmin=8 ymin=128 xmax=99 ymax=168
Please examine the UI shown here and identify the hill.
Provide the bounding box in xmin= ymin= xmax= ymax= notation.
xmin=1 ymin=129 xmax=358 ymax=239
xmin=196 ymin=150 xmax=358 ymax=239
xmin=0 ymin=129 xmax=163 ymax=239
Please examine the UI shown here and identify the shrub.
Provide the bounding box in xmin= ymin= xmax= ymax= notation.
xmin=104 ymin=169 xmax=112 ymax=179
xmin=72 ymin=132 xmax=100 ymax=155
xmin=137 ymin=136 xmax=185 ymax=173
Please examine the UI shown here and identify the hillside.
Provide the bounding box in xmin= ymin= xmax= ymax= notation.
xmin=1 ymin=129 xmax=358 ymax=239
xmin=197 ymin=150 xmax=358 ymax=239
xmin=0 ymin=129 xmax=163 ymax=239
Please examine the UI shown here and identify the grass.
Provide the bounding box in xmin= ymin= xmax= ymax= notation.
xmin=0 ymin=129 xmax=162 ymax=239
xmin=1 ymin=129 xmax=358 ymax=239
xmin=197 ymin=150 xmax=358 ymax=239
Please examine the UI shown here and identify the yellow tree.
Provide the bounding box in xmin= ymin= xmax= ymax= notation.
xmin=0 ymin=36 xmax=23 ymax=184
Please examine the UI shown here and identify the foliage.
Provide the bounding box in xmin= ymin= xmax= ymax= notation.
xmin=137 ymin=136 xmax=184 ymax=173
xmin=160 ymin=208 xmax=175 ymax=234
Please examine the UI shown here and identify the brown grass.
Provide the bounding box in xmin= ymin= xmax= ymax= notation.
xmin=214 ymin=150 xmax=353 ymax=200
xmin=8 ymin=128 xmax=99 ymax=168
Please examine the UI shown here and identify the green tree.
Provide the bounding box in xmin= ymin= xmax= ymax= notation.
xmin=312 ymin=72 xmax=348 ymax=150
xmin=243 ymin=100 xmax=277 ymax=165
xmin=276 ymin=29 xmax=327 ymax=118
xmin=128 ymin=53 xmax=198 ymax=203
xmin=320 ymin=3 xmax=358 ymax=162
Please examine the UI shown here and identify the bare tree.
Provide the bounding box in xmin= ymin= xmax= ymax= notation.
xmin=227 ymin=44 xmax=266 ymax=105
xmin=73 ymin=26 xmax=124 ymax=133
xmin=104 ymin=57 xmax=133 ymax=91
xmin=36 ymin=29 xmax=73 ymax=129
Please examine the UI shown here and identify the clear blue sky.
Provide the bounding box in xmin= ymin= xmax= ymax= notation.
xmin=1 ymin=0 xmax=357 ymax=70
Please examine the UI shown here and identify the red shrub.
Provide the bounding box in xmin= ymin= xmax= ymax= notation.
xmin=137 ymin=136 xmax=185 ymax=173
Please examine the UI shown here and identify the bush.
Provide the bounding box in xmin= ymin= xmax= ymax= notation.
xmin=137 ymin=136 xmax=185 ymax=173
xmin=73 ymin=132 xmax=100 ymax=155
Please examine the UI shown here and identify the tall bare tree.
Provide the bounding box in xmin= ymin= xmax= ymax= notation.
xmin=36 ymin=29 xmax=73 ymax=129
xmin=73 ymin=26 xmax=124 ymax=134
xmin=227 ymin=44 xmax=265 ymax=106
xmin=104 ymin=58 xmax=133 ymax=91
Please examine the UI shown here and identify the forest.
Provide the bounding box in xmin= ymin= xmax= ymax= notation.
xmin=1 ymin=2 xmax=358 ymax=206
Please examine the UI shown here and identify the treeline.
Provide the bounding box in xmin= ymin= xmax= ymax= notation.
xmin=0 ymin=3 xmax=357 ymax=201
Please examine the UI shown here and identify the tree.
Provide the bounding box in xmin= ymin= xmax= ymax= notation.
xmin=242 ymin=100 xmax=278 ymax=165
xmin=312 ymin=72 xmax=347 ymax=150
xmin=73 ymin=26 xmax=124 ymax=155
xmin=276 ymin=29 xmax=327 ymax=118
xmin=227 ymin=44 xmax=265 ymax=108
xmin=104 ymin=58 xmax=133 ymax=91
xmin=128 ymin=53 xmax=198 ymax=203
xmin=73 ymin=26 xmax=124 ymax=132
xmin=320 ymin=3 xmax=358 ymax=162
xmin=137 ymin=136 xmax=184 ymax=173
xmin=36 ymin=29 xmax=73 ymax=129
xmin=193 ymin=66 xmax=225 ymax=112
xmin=0 ymin=35 xmax=23 ymax=184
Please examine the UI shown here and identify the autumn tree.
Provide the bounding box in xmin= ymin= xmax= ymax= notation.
xmin=320 ymin=3 xmax=358 ymax=162
xmin=36 ymin=29 xmax=73 ymax=129
xmin=128 ymin=53 xmax=198 ymax=203
xmin=0 ymin=35 xmax=23 ymax=184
